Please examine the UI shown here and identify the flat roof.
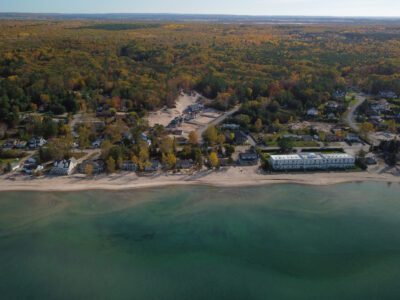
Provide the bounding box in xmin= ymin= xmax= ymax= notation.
xmin=270 ymin=154 xmax=302 ymax=160
xmin=270 ymin=153 xmax=354 ymax=161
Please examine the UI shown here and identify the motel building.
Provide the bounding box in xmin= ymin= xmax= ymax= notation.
xmin=269 ymin=153 xmax=355 ymax=171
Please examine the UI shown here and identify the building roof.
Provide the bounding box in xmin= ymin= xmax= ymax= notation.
xmin=270 ymin=154 xmax=302 ymax=160
xmin=54 ymin=158 xmax=77 ymax=169
xmin=270 ymin=153 xmax=354 ymax=161
xmin=239 ymin=153 xmax=258 ymax=160
xmin=320 ymin=153 xmax=354 ymax=159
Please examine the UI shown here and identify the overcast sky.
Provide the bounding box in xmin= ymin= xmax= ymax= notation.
xmin=2 ymin=0 xmax=400 ymax=17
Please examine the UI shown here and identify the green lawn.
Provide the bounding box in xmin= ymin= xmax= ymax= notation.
xmin=293 ymin=141 xmax=320 ymax=147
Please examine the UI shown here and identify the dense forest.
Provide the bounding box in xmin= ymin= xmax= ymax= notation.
xmin=1 ymin=20 xmax=400 ymax=128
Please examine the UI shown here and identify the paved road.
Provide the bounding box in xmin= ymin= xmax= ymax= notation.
xmin=344 ymin=93 xmax=366 ymax=132
xmin=70 ymin=113 xmax=83 ymax=137
xmin=196 ymin=105 xmax=240 ymax=139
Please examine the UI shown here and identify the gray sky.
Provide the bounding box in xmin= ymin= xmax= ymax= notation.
xmin=2 ymin=0 xmax=400 ymax=16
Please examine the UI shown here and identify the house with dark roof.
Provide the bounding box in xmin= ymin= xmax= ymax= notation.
xmin=78 ymin=160 xmax=105 ymax=174
xmin=233 ymin=130 xmax=249 ymax=145
xmin=238 ymin=152 xmax=259 ymax=166
xmin=144 ymin=160 xmax=161 ymax=173
xmin=28 ymin=137 xmax=47 ymax=149
xmin=121 ymin=161 xmax=137 ymax=172
xmin=51 ymin=158 xmax=77 ymax=175
xmin=176 ymin=159 xmax=195 ymax=170
xmin=378 ymin=91 xmax=398 ymax=99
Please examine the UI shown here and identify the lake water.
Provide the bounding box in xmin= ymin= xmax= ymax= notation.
xmin=0 ymin=182 xmax=400 ymax=299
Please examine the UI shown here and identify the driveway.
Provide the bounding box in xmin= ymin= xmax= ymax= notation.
xmin=344 ymin=93 xmax=366 ymax=132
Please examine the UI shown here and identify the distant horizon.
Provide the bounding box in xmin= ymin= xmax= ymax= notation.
xmin=1 ymin=0 xmax=400 ymax=18
xmin=1 ymin=12 xmax=400 ymax=19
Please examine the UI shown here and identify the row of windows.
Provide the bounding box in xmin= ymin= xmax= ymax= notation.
xmin=273 ymin=159 xmax=354 ymax=165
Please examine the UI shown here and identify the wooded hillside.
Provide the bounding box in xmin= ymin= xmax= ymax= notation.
xmin=1 ymin=20 xmax=400 ymax=127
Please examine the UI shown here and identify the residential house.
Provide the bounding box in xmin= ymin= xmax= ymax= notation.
xmin=168 ymin=116 xmax=184 ymax=128
xmin=92 ymin=139 xmax=103 ymax=148
xmin=326 ymin=101 xmax=339 ymax=112
xmin=371 ymin=99 xmax=391 ymax=113
xmin=15 ymin=140 xmax=27 ymax=149
xmin=345 ymin=134 xmax=362 ymax=144
xmin=221 ymin=124 xmax=240 ymax=130
xmin=144 ymin=160 xmax=161 ymax=173
xmin=238 ymin=152 xmax=259 ymax=166
xmin=140 ymin=133 xmax=152 ymax=146
xmin=332 ymin=90 xmax=346 ymax=100
xmin=378 ymin=91 xmax=398 ymax=99
xmin=233 ymin=130 xmax=249 ymax=145
xmin=185 ymin=103 xmax=204 ymax=114
xmin=122 ymin=131 xmax=133 ymax=142
xmin=10 ymin=161 xmax=21 ymax=171
xmin=2 ymin=139 xmax=16 ymax=149
xmin=282 ymin=134 xmax=302 ymax=141
xmin=28 ymin=137 xmax=47 ymax=149
xmin=78 ymin=160 xmax=105 ymax=174
xmin=306 ymin=108 xmax=319 ymax=117
xmin=325 ymin=134 xmax=344 ymax=143
xmin=51 ymin=158 xmax=77 ymax=176
xmin=23 ymin=160 xmax=43 ymax=175
xmin=301 ymin=135 xmax=314 ymax=142
xmin=176 ymin=159 xmax=195 ymax=170
xmin=171 ymin=129 xmax=183 ymax=136
xmin=365 ymin=156 xmax=378 ymax=165
xmin=121 ymin=161 xmax=137 ymax=172
xmin=219 ymin=157 xmax=233 ymax=167
xmin=327 ymin=113 xmax=337 ymax=121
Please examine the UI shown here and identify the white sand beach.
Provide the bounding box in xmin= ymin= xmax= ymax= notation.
xmin=0 ymin=166 xmax=399 ymax=192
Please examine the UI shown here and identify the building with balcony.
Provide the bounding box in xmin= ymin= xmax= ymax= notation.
xmin=269 ymin=153 xmax=355 ymax=171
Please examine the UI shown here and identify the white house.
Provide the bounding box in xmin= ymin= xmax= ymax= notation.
xmin=51 ymin=158 xmax=77 ymax=175
xmin=28 ymin=137 xmax=47 ymax=149
xmin=269 ymin=153 xmax=355 ymax=171
xmin=307 ymin=108 xmax=319 ymax=117
xmin=371 ymin=99 xmax=390 ymax=113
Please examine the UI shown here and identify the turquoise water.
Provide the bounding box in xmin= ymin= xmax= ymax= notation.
xmin=0 ymin=183 xmax=400 ymax=299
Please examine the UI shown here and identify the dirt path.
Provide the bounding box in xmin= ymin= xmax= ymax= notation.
xmin=344 ymin=93 xmax=366 ymax=132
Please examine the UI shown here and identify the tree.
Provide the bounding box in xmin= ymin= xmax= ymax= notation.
xmin=192 ymin=147 xmax=203 ymax=168
xmin=217 ymin=134 xmax=226 ymax=146
xmin=160 ymin=136 xmax=174 ymax=154
xmin=209 ymin=152 xmax=219 ymax=168
xmin=106 ymin=157 xmax=116 ymax=173
xmin=387 ymin=119 xmax=397 ymax=133
xmin=84 ymin=163 xmax=94 ymax=176
xmin=138 ymin=142 xmax=150 ymax=162
xmin=101 ymin=140 xmax=113 ymax=159
xmin=78 ymin=125 xmax=90 ymax=149
xmin=135 ymin=142 xmax=150 ymax=171
xmin=47 ymin=137 xmax=73 ymax=160
xmin=358 ymin=149 xmax=366 ymax=159
xmin=278 ymin=138 xmax=294 ymax=153
xmin=255 ymin=118 xmax=263 ymax=133
xmin=225 ymin=144 xmax=235 ymax=157
xmin=203 ymin=126 xmax=218 ymax=145
xmin=360 ymin=122 xmax=374 ymax=136
xmin=105 ymin=120 xmax=126 ymax=143
xmin=188 ymin=131 xmax=199 ymax=145
xmin=42 ymin=117 xmax=58 ymax=138
xmin=162 ymin=152 xmax=177 ymax=170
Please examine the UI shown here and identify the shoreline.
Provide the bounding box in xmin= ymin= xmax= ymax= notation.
xmin=0 ymin=166 xmax=399 ymax=192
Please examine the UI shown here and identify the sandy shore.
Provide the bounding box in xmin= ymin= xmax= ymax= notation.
xmin=0 ymin=166 xmax=399 ymax=192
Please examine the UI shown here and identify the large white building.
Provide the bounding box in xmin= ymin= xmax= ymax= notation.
xmin=269 ymin=153 xmax=355 ymax=171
